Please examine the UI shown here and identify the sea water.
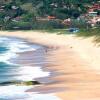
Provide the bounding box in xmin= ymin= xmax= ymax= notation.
xmin=0 ymin=36 xmax=61 ymax=100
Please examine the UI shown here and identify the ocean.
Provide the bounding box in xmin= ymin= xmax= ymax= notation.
xmin=0 ymin=36 xmax=60 ymax=100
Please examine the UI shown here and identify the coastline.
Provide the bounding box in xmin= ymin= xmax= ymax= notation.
xmin=0 ymin=31 xmax=100 ymax=100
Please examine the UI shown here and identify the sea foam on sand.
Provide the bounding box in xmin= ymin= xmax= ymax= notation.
xmin=15 ymin=66 xmax=50 ymax=81
xmin=0 ymin=85 xmax=61 ymax=100
xmin=0 ymin=36 xmax=61 ymax=100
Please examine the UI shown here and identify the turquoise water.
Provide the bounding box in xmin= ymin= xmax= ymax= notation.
xmin=0 ymin=37 xmax=41 ymax=83
xmin=0 ymin=46 xmax=9 ymax=54
xmin=0 ymin=36 xmax=60 ymax=100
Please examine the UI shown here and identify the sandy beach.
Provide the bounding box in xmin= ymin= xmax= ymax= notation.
xmin=0 ymin=31 xmax=100 ymax=100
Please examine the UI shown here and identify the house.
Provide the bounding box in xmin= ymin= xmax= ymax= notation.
xmin=0 ymin=8 xmax=4 ymax=12
xmin=88 ymin=3 xmax=100 ymax=12
xmin=11 ymin=6 xmax=19 ymax=10
xmin=62 ymin=18 xmax=71 ymax=25
xmin=86 ymin=16 xmax=100 ymax=27
xmin=0 ymin=5 xmax=5 ymax=12
xmin=12 ymin=16 xmax=22 ymax=22
xmin=0 ymin=0 xmax=12 ymax=4
xmin=87 ymin=3 xmax=100 ymax=18
xmin=47 ymin=16 xmax=56 ymax=20
xmin=88 ymin=11 xmax=98 ymax=17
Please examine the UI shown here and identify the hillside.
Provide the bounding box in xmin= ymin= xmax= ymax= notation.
xmin=0 ymin=0 xmax=99 ymax=30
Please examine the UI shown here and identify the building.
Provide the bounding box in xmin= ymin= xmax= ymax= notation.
xmin=0 ymin=0 xmax=12 ymax=4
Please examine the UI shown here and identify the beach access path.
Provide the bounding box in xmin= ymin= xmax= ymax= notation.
xmin=0 ymin=31 xmax=100 ymax=100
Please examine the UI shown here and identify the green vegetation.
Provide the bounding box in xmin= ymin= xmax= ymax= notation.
xmin=0 ymin=80 xmax=41 ymax=86
xmin=43 ymin=27 xmax=100 ymax=36
xmin=0 ymin=0 xmax=99 ymax=30
xmin=77 ymin=28 xmax=100 ymax=43
xmin=77 ymin=28 xmax=100 ymax=37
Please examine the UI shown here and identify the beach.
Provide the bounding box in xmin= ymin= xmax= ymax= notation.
xmin=0 ymin=31 xmax=100 ymax=100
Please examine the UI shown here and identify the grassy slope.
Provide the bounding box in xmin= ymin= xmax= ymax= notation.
xmin=42 ymin=28 xmax=100 ymax=43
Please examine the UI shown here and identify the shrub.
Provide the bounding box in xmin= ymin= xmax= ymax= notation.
xmin=21 ymin=12 xmax=36 ymax=22
xmin=0 ymin=12 xmax=6 ymax=18
xmin=6 ymin=21 xmax=33 ymax=30
xmin=71 ymin=19 xmax=87 ymax=28
xmin=32 ymin=20 xmax=64 ymax=29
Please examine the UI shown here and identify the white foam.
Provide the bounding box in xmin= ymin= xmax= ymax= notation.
xmin=0 ymin=37 xmax=41 ymax=63
xmin=0 ymin=85 xmax=33 ymax=99
xmin=0 ymin=52 xmax=17 ymax=62
xmin=9 ymin=42 xmax=37 ymax=52
xmin=0 ymin=85 xmax=61 ymax=100
xmin=0 ymin=37 xmax=60 ymax=100
xmin=26 ymin=94 xmax=61 ymax=100
xmin=0 ymin=37 xmax=10 ymax=42
xmin=15 ymin=66 xmax=50 ymax=81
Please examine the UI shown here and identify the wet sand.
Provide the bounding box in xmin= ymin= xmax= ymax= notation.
xmin=0 ymin=31 xmax=100 ymax=100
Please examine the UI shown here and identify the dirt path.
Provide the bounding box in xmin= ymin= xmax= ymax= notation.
xmin=0 ymin=31 xmax=100 ymax=100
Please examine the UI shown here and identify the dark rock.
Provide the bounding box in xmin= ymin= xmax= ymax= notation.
xmin=0 ymin=80 xmax=41 ymax=86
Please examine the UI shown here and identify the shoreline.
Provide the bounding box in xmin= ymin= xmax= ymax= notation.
xmin=0 ymin=36 xmax=61 ymax=100
xmin=0 ymin=31 xmax=100 ymax=100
